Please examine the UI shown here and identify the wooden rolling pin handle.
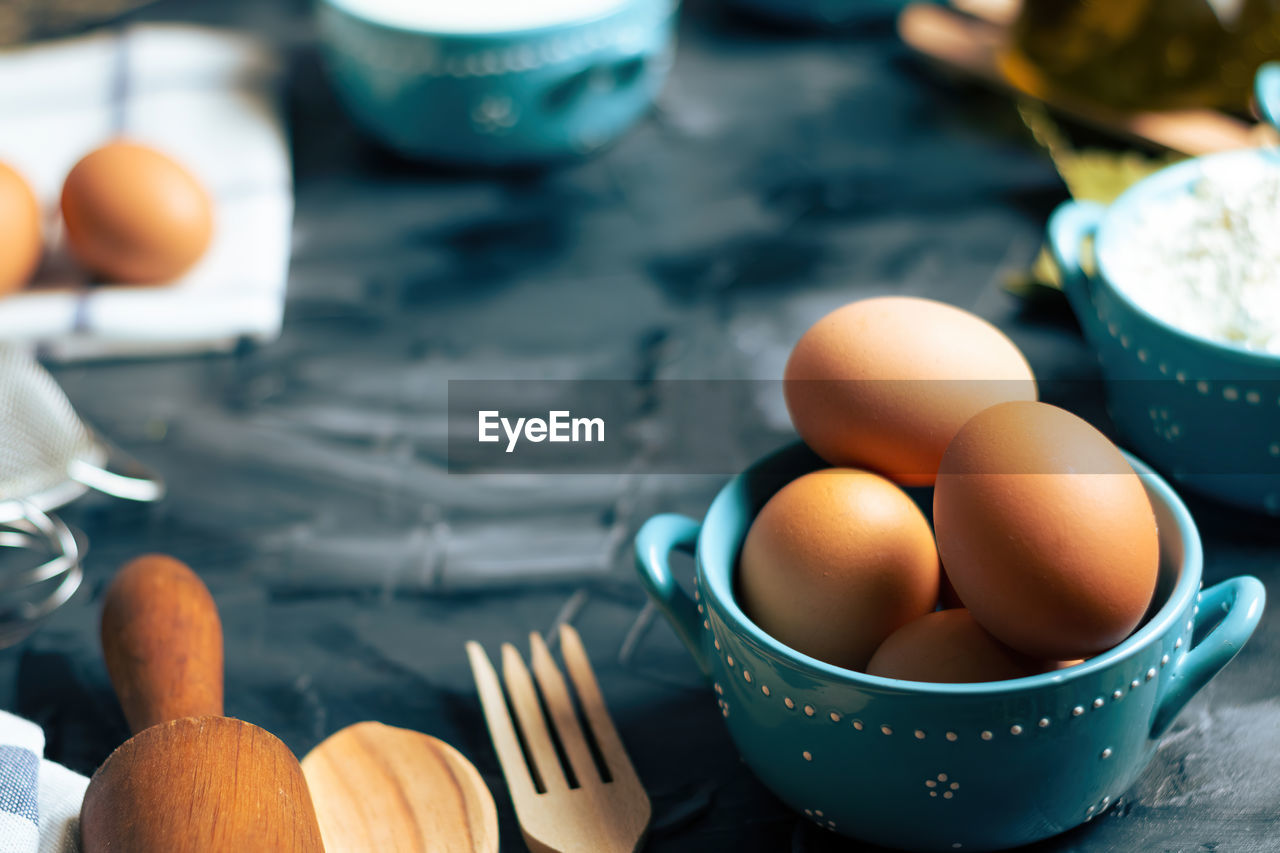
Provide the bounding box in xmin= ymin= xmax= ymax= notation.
xmin=101 ymin=554 xmax=224 ymax=734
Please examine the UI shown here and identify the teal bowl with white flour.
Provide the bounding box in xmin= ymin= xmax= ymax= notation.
xmin=1046 ymin=63 xmax=1280 ymax=515
xmin=317 ymin=0 xmax=676 ymax=164
xmin=636 ymin=442 xmax=1263 ymax=851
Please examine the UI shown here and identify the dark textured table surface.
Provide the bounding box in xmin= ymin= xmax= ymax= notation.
xmin=6 ymin=1 xmax=1279 ymax=851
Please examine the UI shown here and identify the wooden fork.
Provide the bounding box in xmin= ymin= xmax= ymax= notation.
xmin=466 ymin=624 xmax=651 ymax=853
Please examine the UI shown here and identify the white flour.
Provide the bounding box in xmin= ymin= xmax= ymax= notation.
xmin=1105 ymin=156 xmax=1280 ymax=355
xmin=328 ymin=0 xmax=630 ymax=33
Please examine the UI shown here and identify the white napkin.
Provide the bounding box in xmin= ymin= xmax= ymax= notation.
xmin=0 ymin=712 xmax=86 ymax=853
xmin=0 ymin=24 xmax=293 ymax=362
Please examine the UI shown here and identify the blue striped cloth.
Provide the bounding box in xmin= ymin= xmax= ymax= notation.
xmin=0 ymin=712 xmax=85 ymax=853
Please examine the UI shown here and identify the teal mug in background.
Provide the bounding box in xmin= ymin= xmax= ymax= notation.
xmin=317 ymin=0 xmax=676 ymax=165
xmin=635 ymin=442 xmax=1264 ymax=852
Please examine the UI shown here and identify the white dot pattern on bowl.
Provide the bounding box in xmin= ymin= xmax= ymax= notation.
xmin=719 ymin=642 xmax=1178 ymax=744
xmin=324 ymin=13 xmax=661 ymax=80
xmin=1101 ymin=748 xmax=1112 ymax=760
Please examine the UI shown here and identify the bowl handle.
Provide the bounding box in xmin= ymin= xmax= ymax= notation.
xmin=1150 ymin=575 xmax=1266 ymax=738
xmin=634 ymin=513 xmax=711 ymax=676
xmin=541 ymin=35 xmax=667 ymax=115
xmin=1257 ymin=62 xmax=1280 ymax=131
xmin=1046 ymin=200 xmax=1106 ymax=348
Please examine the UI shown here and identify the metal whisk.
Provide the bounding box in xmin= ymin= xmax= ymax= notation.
xmin=0 ymin=346 xmax=164 ymax=646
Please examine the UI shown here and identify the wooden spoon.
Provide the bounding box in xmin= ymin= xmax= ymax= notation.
xmin=301 ymin=720 xmax=500 ymax=853
xmin=79 ymin=554 xmax=325 ymax=853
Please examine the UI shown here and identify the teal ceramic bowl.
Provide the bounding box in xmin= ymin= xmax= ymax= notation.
xmin=317 ymin=0 xmax=676 ymax=164
xmin=635 ymin=442 xmax=1264 ymax=852
xmin=1258 ymin=62 xmax=1280 ymax=129
xmin=1047 ymin=65 xmax=1280 ymax=515
xmin=1048 ymin=164 xmax=1280 ymax=514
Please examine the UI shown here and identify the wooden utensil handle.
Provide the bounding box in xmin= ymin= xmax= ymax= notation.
xmin=102 ymin=554 xmax=224 ymax=733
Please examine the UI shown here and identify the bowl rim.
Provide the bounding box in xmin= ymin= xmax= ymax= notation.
xmin=319 ymin=0 xmax=671 ymax=41
xmin=696 ymin=441 xmax=1204 ymax=696
xmin=1091 ymin=147 xmax=1280 ymax=368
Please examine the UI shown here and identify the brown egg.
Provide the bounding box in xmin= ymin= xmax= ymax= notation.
xmin=61 ymin=141 xmax=212 ymax=284
xmin=934 ymin=401 xmax=1159 ymax=660
xmin=0 ymin=161 xmax=42 ymax=295
xmin=738 ymin=468 xmax=940 ymax=671
xmin=784 ymin=297 xmax=1037 ymax=486
xmin=867 ymin=609 xmax=1062 ymax=683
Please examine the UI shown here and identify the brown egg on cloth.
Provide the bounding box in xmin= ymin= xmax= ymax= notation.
xmin=867 ymin=609 xmax=1064 ymax=683
xmin=0 ymin=161 xmax=42 ymax=295
xmin=934 ymin=401 xmax=1159 ymax=660
xmin=61 ymin=141 xmax=213 ymax=284
xmin=783 ymin=297 xmax=1038 ymax=487
xmin=738 ymin=468 xmax=940 ymax=671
